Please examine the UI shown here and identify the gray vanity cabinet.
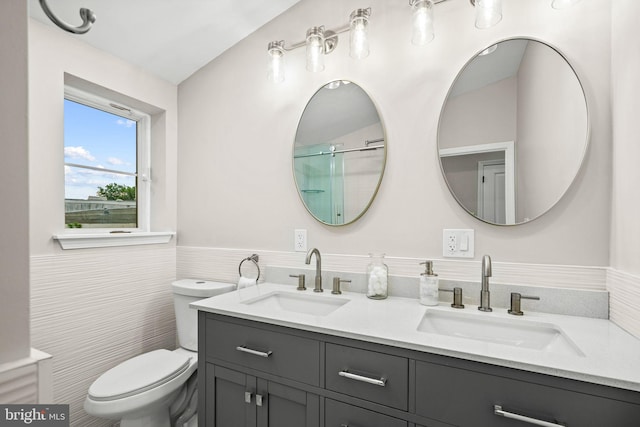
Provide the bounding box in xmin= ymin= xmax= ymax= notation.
xmin=205 ymin=363 xmax=319 ymax=427
xmin=200 ymin=316 xmax=320 ymax=427
xmin=414 ymin=359 xmax=640 ymax=427
xmin=325 ymin=342 xmax=409 ymax=411
xmin=199 ymin=312 xmax=640 ymax=427
xmin=325 ymin=398 xmax=407 ymax=427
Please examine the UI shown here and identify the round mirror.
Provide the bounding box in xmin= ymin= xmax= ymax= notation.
xmin=293 ymin=80 xmax=386 ymax=226
xmin=438 ymin=38 xmax=589 ymax=225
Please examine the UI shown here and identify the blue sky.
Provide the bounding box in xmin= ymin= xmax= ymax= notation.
xmin=64 ymin=100 xmax=137 ymax=199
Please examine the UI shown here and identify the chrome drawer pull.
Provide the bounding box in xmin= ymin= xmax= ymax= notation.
xmin=338 ymin=370 xmax=387 ymax=387
xmin=236 ymin=345 xmax=273 ymax=358
xmin=244 ymin=391 xmax=252 ymax=404
xmin=494 ymin=405 xmax=565 ymax=427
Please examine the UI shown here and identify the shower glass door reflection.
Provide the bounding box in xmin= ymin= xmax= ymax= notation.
xmin=294 ymin=144 xmax=345 ymax=224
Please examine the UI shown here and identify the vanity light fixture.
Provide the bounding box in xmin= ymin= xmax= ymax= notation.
xmin=409 ymin=0 xmax=502 ymax=46
xmin=267 ymin=8 xmax=371 ymax=83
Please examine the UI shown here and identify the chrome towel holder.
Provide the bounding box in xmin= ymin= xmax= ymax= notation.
xmin=39 ymin=0 xmax=96 ymax=34
xmin=238 ymin=254 xmax=261 ymax=281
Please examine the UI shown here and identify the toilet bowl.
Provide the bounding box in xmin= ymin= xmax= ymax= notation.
xmin=84 ymin=279 xmax=235 ymax=427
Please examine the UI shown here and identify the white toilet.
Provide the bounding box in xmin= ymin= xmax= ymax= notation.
xmin=84 ymin=279 xmax=235 ymax=427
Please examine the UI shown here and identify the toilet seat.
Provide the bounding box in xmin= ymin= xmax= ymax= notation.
xmin=88 ymin=349 xmax=191 ymax=401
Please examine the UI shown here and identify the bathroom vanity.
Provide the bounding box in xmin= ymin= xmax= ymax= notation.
xmin=194 ymin=284 xmax=640 ymax=427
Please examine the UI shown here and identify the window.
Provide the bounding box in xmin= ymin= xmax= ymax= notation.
xmin=63 ymin=87 xmax=150 ymax=231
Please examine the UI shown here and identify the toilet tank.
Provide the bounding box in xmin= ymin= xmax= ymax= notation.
xmin=172 ymin=279 xmax=236 ymax=351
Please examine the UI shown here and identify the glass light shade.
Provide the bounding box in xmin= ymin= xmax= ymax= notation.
xmin=475 ymin=0 xmax=502 ymax=29
xmin=551 ymin=0 xmax=581 ymax=9
xmin=411 ymin=0 xmax=434 ymax=45
xmin=267 ymin=41 xmax=285 ymax=83
xmin=349 ymin=9 xmax=370 ymax=59
xmin=478 ymin=44 xmax=498 ymax=56
xmin=306 ymin=27 xmax=325 ymax=72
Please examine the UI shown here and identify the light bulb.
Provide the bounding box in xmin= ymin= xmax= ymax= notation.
xmin=475 ymin=0 xmax=502 ymax=29
xmin=349 ymin=9 xmax=370 ymax=59
xmin=267 ymin=41 xmax=285 ymax=83
xmin=411 ymin=0 xmax=434 ymax=45
xmin=306 ymin=27 xmax=325 ymax=72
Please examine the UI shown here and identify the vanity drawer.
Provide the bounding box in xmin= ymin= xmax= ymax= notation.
xmin=325 ymin=343 xmax=408 ymax=411
xmin=325 ymin=398 xmax=407 ymax=427
xmin=415 ymin=360 xmax=640 ymax=426
xmin=205 ymin=318 xmax=320 ymax=386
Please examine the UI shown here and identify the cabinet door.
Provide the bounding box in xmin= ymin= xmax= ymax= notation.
xmin=205 ymin=364 xmax=256 ymax=427
xmin=256 ymin=379 xmax=319 ymax=427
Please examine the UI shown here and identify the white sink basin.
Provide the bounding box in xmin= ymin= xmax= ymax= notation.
xmin=241 ymin=291 xmax=349 ymax=316
xmin=417 ymin=309 xmax=584 ymax=356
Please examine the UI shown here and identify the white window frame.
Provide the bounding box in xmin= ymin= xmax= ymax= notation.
xmin=54 ymin=86 xmax=173 ymax=249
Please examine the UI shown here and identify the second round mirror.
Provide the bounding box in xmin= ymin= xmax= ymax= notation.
xmin=438 ymin=38 xmax=589 ymax=225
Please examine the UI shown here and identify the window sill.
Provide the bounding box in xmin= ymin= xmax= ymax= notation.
xmin=53 ymin=231 xmax=175 ymax=250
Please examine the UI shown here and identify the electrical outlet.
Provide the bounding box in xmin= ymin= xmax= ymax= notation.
xmin=443 ymin=229 xmax=474 ymax=258
xmin=294 ymin=229 xmax=307 ymax=252
xmin=447 ymin=233 xmax=457 ymax=252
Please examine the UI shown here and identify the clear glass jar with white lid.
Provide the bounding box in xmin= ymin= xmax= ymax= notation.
xmin=366 ymin=253 xmax=388 ymax=299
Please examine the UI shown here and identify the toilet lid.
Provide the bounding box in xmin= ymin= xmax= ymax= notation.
xmin=89 ymin=349 xmax=192 ymax=401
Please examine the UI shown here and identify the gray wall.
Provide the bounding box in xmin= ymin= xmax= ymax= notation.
xmin=0 ymin=0 xmax=30 ymax=365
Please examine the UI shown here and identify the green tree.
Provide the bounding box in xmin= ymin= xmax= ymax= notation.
xmin=97 ymin=183 xmax=136 ymax=201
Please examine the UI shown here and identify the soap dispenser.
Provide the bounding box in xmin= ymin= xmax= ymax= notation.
xmin=419 ymin=261 xmax=439 ymax=306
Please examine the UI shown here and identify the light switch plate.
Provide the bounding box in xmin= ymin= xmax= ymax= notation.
xmin=443 ymin=229 xmax=474 ymax=258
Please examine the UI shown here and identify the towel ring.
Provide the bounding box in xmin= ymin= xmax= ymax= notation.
xmin=238 ymin=254 xmax=260 ymax=281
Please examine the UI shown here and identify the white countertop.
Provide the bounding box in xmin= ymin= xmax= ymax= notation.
xmin=192 ymin=282 xmax=640 ymax=392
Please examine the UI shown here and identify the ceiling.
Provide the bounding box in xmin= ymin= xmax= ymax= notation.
xmin=450 ymin=39 xmax=528 ymax=97
xmin=29 ymin=0 xmax=301 ymax=84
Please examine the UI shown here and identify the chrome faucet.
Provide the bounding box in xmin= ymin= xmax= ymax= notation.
xmin=478 ymin=255 xmax=492 ymax=312
xmin=305 ymin=248 xmax=323 ymax=292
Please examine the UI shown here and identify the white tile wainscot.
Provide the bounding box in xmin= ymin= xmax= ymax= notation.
xmin=31 ymin=245 xmax=177 ymax=426
xmin=177 ymin=246 xmax=608 ymax=291
xmin=608 ymin=268 xmax=640 ymax=339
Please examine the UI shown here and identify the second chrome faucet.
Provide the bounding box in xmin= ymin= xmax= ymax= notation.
xmin=479 ymin=254 xmax=492 ymax=312
xmin=305 ymin=247 xmax=323 ymax=292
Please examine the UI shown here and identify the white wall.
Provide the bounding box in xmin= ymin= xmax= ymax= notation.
xmin=28 ymin=19 xmax=179 ymax=425
xmin=517 ymin=41 xmax=587 ymax=223
xmin=611 ymin=1 xmax=640 ymax=276
xmin=439 ymin=77 xmax=517 ymax=149
xmin=0 ymin=0 xmax=30 ymax=365
xmin=609 ymin=0 xmax=640 ymax=338
xmin=178 ymin=0 xmax=611 ymax=266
